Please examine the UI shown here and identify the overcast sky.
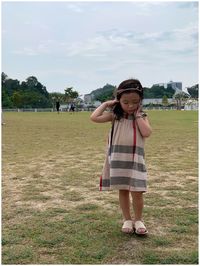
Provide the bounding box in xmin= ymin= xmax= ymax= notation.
xmin=2 ymin=1 xmax=199 ymax=96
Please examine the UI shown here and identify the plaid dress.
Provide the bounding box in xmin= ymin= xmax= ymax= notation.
xmin=100 ymin=114 xmax=147 ymax=192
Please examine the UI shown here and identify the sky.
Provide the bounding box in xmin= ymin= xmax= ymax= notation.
xmin=2 ymin=1 xmax=199 ymax=96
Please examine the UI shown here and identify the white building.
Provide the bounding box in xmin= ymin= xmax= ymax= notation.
xmin=184 ymin=99 xmax=198 ymax=110
xmin=143 ymin=98 xmax=174 ymax=105
xmin=84 ymin=94 xmax=92 ymax=103
xmin=84 ymin=93 xmax=95 ymax=103
xmin=154 ymin=81 xmax=182 ymax=92
xmin=84 ymin=101 xmax=101 ymax=107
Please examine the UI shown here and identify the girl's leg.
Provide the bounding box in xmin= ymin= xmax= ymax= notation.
xmin=131 ymin=191 xmax=144 ymax=221
xmin=119 ymin=190 xmax=132 ymax=233
xmin=119 ymin=190 xmax=132 ymax=220
xmin=131 ymin=192 xmax=146 ymax=234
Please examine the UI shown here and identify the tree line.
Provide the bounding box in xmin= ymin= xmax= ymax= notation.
xmin=2 ymin=72 xmax=198 ymax=109
xmin=90 ymin=83 xmax=198 ymax=103
xmin=2 ymin=73 xmax=79 ymax=109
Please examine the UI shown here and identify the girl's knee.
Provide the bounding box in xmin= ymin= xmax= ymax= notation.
xmin=119 ymin=189 xmax=129 ymax=195
xmin=131 ymin=191 xmax=143 ymax=198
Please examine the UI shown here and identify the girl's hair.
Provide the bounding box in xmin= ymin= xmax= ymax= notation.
xmin=113 ymin=78 xmax=143 ymax=120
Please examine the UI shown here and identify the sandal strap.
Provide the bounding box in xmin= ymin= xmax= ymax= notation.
xmin=135 ymin=220 xmax=146 ymax=229
xmin=122 ymin=220 xmax=133 ymax=229
xmin=134 ymin=221 xmax=147 ymax=234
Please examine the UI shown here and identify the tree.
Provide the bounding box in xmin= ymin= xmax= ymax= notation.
xmin=2 ymin=72 xmax=8 ymax=86
xmin=144 ymin=85 xmax=175 ymax=99
xmin=2 ymin=89 xmax=13 ymax=108
xmin=3 ymin=78 xmax=20 ymax=96
xmin=2 ymin=73 xmax=12 ymax=108
xmin=173 ymin=91 xmax=190 ymax=110
xmin=162 ymin=95 xmax=169 ymax=108
xmin=187 ymin=84 xmax=198 ymax=99
xmin=26 ymin=76 xmax=38 ymax=87
xmin=49 ymin=92 xmax=65 ymax=108
xmin=49 ymin=92 xmax=65 ymax=102
xmin=1 ymin=73 xmax=52 ymax=108
xmin=25 ymin=76 xmax=49 ymax=96
xmin=64 ymin=87 xmax=79 ymax=103
xmin=12 ymin=91 xmax=24 ymax=108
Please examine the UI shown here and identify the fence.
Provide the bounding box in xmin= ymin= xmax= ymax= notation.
xmin=2 ymin=108 xmax=96 ymax=112
xmin=2 ymin=108 xmax=54 ymax=112
xmin=2 ymin=106 xmax=196 ymax=112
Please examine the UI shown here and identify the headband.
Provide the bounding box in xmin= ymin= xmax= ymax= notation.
xmin=116 ymin=87 xmax=143 ymax=96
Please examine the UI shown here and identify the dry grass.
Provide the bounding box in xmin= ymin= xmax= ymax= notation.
xmin=2 ymin=110 xmax=198 ymax=264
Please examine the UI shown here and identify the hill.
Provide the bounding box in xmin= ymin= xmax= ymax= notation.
xmin=89 ymin=84 xmax=116 ymax=102
xmin=89 ymin=83 xmax=176 ymax=102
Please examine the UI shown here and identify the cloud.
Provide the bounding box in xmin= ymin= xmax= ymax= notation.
xmin=12 ymin=47 xmax=38 ymax=56
xmin=11 ymin=22 xmax=198 ymax=63
xmin=65 ymin=3 xmax=84 ymax=13
xmin=129 ymin=2 xmax=169 ymax=16
xmin=11 ymin=39 xmax=67 ymax=56
xmin=177 ymin=2 xmax=198 ymax=9
xmin=24 ymin=20 xmax=50 ymax=30
xmin=96 ymin=24 xmax=198 ymax=56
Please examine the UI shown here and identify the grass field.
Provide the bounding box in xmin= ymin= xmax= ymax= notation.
xmin=2 ymin=110 xmax=198 ymax=264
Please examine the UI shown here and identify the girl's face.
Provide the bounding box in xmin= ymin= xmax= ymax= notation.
xmin=119 ymin=92 xmax=141 ymax=115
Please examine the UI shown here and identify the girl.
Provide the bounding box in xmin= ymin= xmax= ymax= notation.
xmin=90 ymin=78 xmax=152 ymax=235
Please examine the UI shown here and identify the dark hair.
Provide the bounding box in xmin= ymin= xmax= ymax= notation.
xmin=113 ymin=78 xmax=143 ymax=120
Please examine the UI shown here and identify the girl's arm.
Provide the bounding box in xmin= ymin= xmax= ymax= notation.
xmin=136 ymin=116 xmax=152 ymax=138
xmin=90 ymin=100 xmax=118 ymax=123
xmin=135 ymin=108 xmax=152 ymax=138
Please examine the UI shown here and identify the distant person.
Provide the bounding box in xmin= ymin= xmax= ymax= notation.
xmin=69 ymin=103 xmax=75 ymax=113
xmin=90 ymin=78 xmax=152 ymax=235
xmin=56 ymin=101 xmax=60 ymax=114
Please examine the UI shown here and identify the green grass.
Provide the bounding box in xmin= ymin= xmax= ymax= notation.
xmin=2 ymin=110 xmax=198 ymax=264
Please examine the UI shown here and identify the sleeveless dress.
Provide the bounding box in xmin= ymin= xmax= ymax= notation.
xmin=100 ymin=113 xmax=147 ymax=192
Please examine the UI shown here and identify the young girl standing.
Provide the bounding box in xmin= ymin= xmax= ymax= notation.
xmin=91 ymin=79 xmax=152 ymax=235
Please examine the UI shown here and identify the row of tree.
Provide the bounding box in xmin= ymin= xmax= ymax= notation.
xmin=2 ymin=73 xmax=52 ymax=108
xmin=2 ymin=72 xmax=198 ymax=109
xmin=2 ymin=73 xmax=79 ymax=109
xmin=90 ymin=83 xmax=198 ymax=102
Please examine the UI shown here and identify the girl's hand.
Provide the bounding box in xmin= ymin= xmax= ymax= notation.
xmin=91 ymin=99 xmax=118 ymax=123
xmin=135 ymin=102 xmax=142 ymax=116
xmin=105 ymin=99 xmax=119 ymax=108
